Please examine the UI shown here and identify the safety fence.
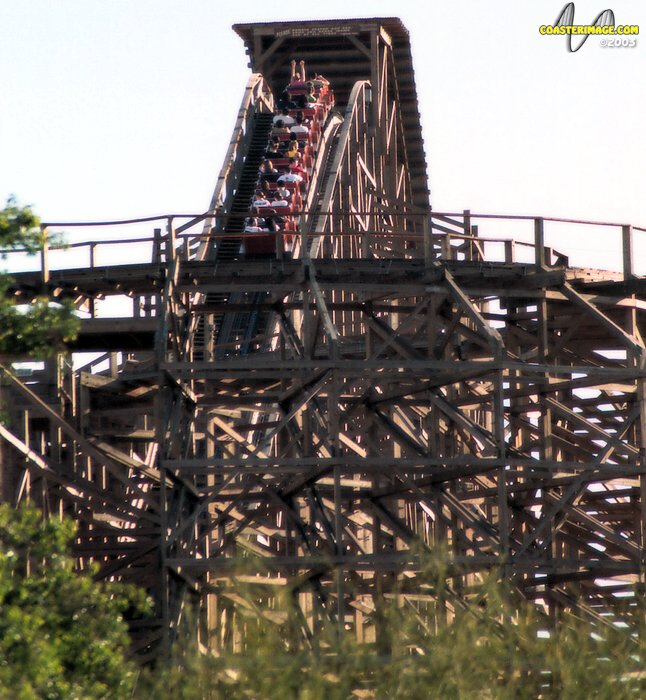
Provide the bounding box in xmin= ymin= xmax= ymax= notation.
xmin=1 ymin=209 xmax=644 ymax=282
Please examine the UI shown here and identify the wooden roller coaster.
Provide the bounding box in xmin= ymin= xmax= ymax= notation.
xmin=1 ymin=18 xmax=646 ymax=660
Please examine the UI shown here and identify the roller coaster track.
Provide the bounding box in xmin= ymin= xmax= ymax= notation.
xmin=1 ymin=18 xmax=646 ymax=660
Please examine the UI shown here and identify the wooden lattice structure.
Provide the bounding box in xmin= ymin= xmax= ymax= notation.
xmin=1 ymin=19 xmax=645 ymax=659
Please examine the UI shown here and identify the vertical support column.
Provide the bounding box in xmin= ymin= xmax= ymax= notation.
xmin=536 ymin=255 xmax=555 ymax=614
xmin=635 ymin=352 xmax=646 ymax=625
xmin=494 ymin=357 xmax=509 ymax=559
xmin=623 ymin=305 xmax=644 ymax=565
xmin=275 ymin=229 xmax=283 ymax=261
xmin=423 ymin=215 xmax=432 ymax=265
xmin=362 ymin=222 xmax=371 ymax=259
xmin=326 ymin=364 xmax=344 ymax=634
xmin=155 ymin=250 xmax=174 ymax=659
xmin=204 ymin=414 xmax=217 ymax=653
xmin=641 ymin=442 xmax=646 ymax=583
xmin=537 ymin=298 xmax=553 ymax=464
xmin=156 ymin=382 xmax=170 ymax=659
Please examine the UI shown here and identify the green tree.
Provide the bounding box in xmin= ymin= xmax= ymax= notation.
xmin=0 ymin=196 xmax=79 ymax=358
xmin=0 ymin=199 xmax=142 ymax=697
xmin=0 ymin=504 xmax=146 ymax=699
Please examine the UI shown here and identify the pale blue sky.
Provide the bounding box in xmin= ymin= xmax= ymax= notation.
xmin=1 ymin=0 xmax=644 ymax=250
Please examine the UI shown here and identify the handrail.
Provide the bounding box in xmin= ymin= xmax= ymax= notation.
xmin=4 ymin=210 xmax=642 ymax=284
xmin=4 ymin=224 xmax=641 ymax=258
xmin=38 ymin=210 xmax=645 ymax=231
xmin=5 ymin=226 xmax=641 ymax=279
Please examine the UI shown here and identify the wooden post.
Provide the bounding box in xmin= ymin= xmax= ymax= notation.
xmin=301 ymin=226 xmax=310 ymax=262
xmin=423 ymin=215 xmax=432 ymax=265
xmin=534 ymin=217 xmax=546 ymax=268
xmin=89 ymin=244 xmax=97 ymax=317
xmin=470 ymin=224 xmax=479 ymax=261
xmin=495 ymin=361 xmax=509 ymax=559
xmin=362 ymin=227 xmax=371 ymax=259
xmin=109 ymin=353 xmax=118 ymax=378
xmin=166 ymin=217 xmax=176 ymax=263
xmin=275 ymin=230 xmax=283 ymax=261
xmin=153 ymin=227 xmax=162 ymax=263
xmin=441 ymin=235 xmax=451 ymax=261
xmin=504 ymin=239 xmax=516 ymax=264
xmin=622 ymin=224 xmax=634 ymax=280
xmin=40 ymin=226 xmax=50 ymax=288
xmin=640 ymin=445 xmax=646 ymax=573
xmin=463 ymin=209 xmax=471 ymax=238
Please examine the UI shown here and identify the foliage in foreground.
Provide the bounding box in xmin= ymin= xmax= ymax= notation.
xmin=139 ymin=557 xmax=646 ymax=700
xmin=0 ymin=504 xmax=147 ymax=700
xmin=0 ymin=196 xmax=79 ymax=358
xmin=0 ymin=501 xmax=643 ymax=699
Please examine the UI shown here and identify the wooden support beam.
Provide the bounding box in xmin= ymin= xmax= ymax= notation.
xmin=561 ymin=281 xmax=644 ymax=356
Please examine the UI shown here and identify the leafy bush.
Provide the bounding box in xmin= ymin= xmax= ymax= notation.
xmin=0 ymin=504 xmax=147 ymax=699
